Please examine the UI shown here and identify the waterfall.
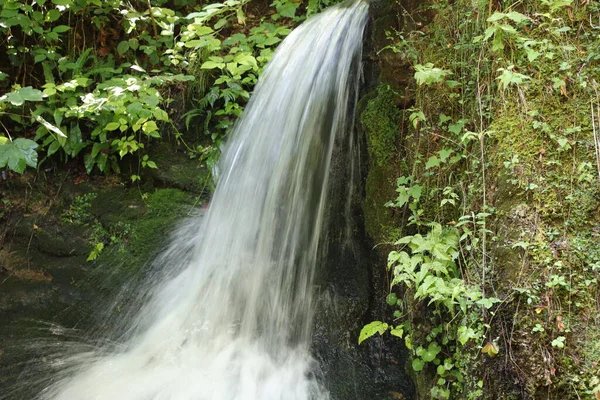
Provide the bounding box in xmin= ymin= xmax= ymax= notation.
xmin=38 ymin=2 xmax=368 ymax=399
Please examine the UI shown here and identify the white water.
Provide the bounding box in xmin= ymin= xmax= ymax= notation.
xmin=38 ymin=2 xmax=368 ymax=399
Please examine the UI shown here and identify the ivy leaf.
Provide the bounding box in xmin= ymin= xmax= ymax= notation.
xmin=390 ymin=326 xmax=404 ymax=338
xmin=425 ymin=156 xmax=440 ymax=169
xmin=482 ymin=341 xmax=499 ymax=357
xmin=421 ymin=342 xmax=441 ymax=362
xmin=412 ymin=358 xmax=425 ymax=371
xmin=358 ymin=321 xmax=389 ymax=344
xmin=438 ymin=148 xmax=453 ymax=162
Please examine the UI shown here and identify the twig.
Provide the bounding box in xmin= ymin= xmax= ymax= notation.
xmin=146 ymin=0 xmax=159 ymax=39
xmin=592 ymin=103 xmax=600 ymax=181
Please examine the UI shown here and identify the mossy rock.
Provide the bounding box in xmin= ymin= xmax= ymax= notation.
xmin=360 ymin=84 xmax=403 ymax=244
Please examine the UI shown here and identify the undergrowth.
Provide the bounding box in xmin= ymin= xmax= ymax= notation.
xmin=361 ymin=0 xmax=600 ymax=398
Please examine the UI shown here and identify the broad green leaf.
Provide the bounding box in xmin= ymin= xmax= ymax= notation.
xmin=142 ymin=121 xmax=158 ymax=133
xmin=193 ymin=25 xmax=214 ymax=36
xmin=358 ymin=321 xmax=389 ymax=344
xmin=505 ymin=11 xmax=529 ymax=24
xmin=421 ymin=343 xmax=441 ymax=362
xmin=52 ymin=25 xmax=71 ymax=33
xmin=117 ymin=41 xmax=130 ymax=55
xmin=0 ymin=138 xmax=38 ymax=173
xmin=2 ymin=87 xmax=44 ymax=106
xmin=201 ymin=61 xmax=225 ymax=70
xmin=104 ymin=122 xmax=120 ymax=131
xmin=276 ymin=1 xmax=299 ymax=18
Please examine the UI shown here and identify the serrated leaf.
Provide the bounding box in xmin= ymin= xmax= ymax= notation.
xmin=0 ymin=138 xmax=38 ymax=173
xmin=505 ymin=11 xmax=529 ymax=24
xmin=487 ymin=13 xmax=506 ymax=22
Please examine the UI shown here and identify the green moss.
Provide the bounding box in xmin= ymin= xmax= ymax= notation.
xmin=361 ymin=84 xmax=401 ymax=168
xmin=360 ymin=84 xmax=403 ymax=243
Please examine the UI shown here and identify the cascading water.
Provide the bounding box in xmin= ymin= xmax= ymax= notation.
xmin=35 ymin=2 xmax=369 ymax=399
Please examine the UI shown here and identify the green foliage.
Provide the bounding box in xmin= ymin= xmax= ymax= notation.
xmin=369 ymin=0 xmax=600 ymax=397
xmin=414 ymin=63 xmax=452 ymax=86
xmin=0 ymin=137 xmax=38 ymax=173
xmin=0 ymin=0 xmax=325 ymax=176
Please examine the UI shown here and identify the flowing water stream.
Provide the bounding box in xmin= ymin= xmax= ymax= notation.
xmin=35 ymin=2 xmax=369 ymax=399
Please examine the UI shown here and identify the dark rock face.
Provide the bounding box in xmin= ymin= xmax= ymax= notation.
xmin=310 ymin=2 xmax=421 ymax=398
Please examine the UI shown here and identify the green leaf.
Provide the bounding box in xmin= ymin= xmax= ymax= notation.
xmin=52 ymin=25 xmax=71 ymax=33
xmin=505 ymin=11 xmax=529 ymax=24
xmin=0 ymin=138 xmax=39 ymax=173
xmin=487 ymin=13 xmax=506 ymax=23
xmin=358 ymin=321 xmax=389 ymax=344
xmin=412 ymin=358 xmax=425 ymax=371
xmin=414 ymin=63 xmax=452 ymax=86
xmin=482 ymin=341 xmax=499 ymax=356
xmin=152 ymin=108 xmax=169 ymax=122
xmin=201 ymin=60 xmax=225 ymax=70
xmin=104 ymin=122 xmax=120 ymax=131
xmin=425 ymin=156 xmax=440 ymax=169
xmin=35 ymin=115 xmax=66 ymax=138
xmin=390 ymin=326 xmax=404 ymax=338
xmin=276 ymin=1 xmax=299 ymax=18
xmin=142 ymin=121 xmax=158 ymax=133
xmin=421 ymin=342 xmax=441 ymax=362
xmin=551 ymin=336 xmax=566 ymax=349
xmin=2 ymin=87 xmax=44 ymax=106
xmin=117 ymin=41 xmax=130 ymax=55
xmin=189 ymin=25 xmax=214 ymax=36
